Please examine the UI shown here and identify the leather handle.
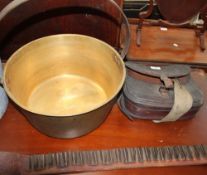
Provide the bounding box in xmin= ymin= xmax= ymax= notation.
xmin=0 ymin=0 xmax=130 ymax=59
xmin=153 ymin=79 xmax=193 ymax=123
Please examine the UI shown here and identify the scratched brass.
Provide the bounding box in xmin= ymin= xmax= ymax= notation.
xmin=3 ymin=34 xmax=125 ymax=116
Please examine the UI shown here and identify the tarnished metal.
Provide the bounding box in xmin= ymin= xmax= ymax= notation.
xmin=3 ymin=34 xmax=126 ymax=138
xmin=0 ymin=0 xmax=130 ymax=138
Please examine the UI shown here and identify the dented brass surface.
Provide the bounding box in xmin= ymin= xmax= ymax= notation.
xmin=3 ymin=34 xmax=125 ymax=138
xmin=3 ymin=34 xmax=125 ymax=116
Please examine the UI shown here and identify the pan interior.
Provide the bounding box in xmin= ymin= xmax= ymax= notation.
xmin=27 ymin=74 xmax=107 ymax=116
xmin=4 ymin=35 xmax=125 ymax=116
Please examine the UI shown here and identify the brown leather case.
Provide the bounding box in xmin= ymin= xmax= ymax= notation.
xmin=118 ymin=62 xmax=204 ymax=121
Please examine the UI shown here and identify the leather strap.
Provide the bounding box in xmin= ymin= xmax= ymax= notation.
xmin=153 ymin=79 xmax=193 ymax=123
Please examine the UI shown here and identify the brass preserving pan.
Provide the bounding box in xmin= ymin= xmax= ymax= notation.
xmin=0 ymin=0 xmax=130 ymax=138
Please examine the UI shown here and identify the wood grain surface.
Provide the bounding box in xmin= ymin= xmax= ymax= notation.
xmin=156 ymin=0 xmax=207 ymax=23
xmin=128 ymin=25 xmax=207 ymax=65
xmin=0 ymin=1 xmax=207 ymax=174
xmin=0 ymin=0 xmax=123 ymax=60
xmin=0 ymin=70 xmax=207 ymax=174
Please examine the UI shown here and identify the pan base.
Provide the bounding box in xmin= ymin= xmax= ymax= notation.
xmin=27 ymin=74 xmax=107 ymax=116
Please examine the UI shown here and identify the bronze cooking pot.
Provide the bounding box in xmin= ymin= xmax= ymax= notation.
xmin=0 ymin=0 xmax=130 ymax=138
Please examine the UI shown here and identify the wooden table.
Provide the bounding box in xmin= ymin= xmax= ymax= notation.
xmin=0 ymin=72 xmax=207 ymax=174
xmin=128 ymin=25 xmax=207 ymax=64
xmin=1 ymin=25 xmax=207 ymax=174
